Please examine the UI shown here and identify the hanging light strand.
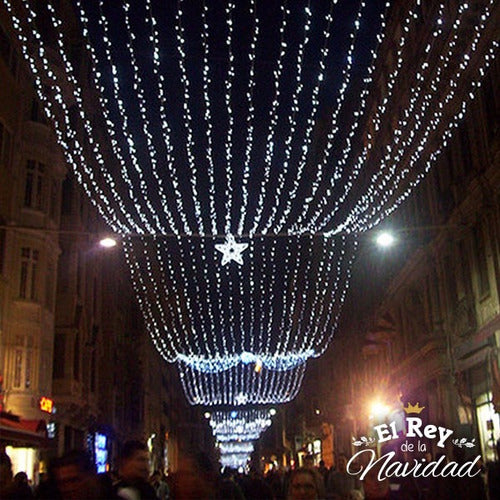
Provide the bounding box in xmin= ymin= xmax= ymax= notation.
xmin=175 ymin=0 xmax=205 ymax=233
xmin=237 ymin=0 xmax=260 ymax=235
xmin=270 ymin=0 xmax=345 ymax=235
xmin=9 ymin=0 xmax=127 ymax=233
xmin=223 ymin=1 xmax=236 ymax=235
xmin=145 ymin=0 xmax=191 ymax=234
xmin=251 ymin=1 xmax=313 ymax=235
xmin=200 ymin=0 xmax=218 ymax=235
xmin=121 ymin=1 xmax=179 ymax=234
xmin=292 ymin=0 xmax=389 ymax=234
xmin=332 ymin=0 xmax=496 ymax=234
xmin=96 ymin=0 xmax=162 ymax=233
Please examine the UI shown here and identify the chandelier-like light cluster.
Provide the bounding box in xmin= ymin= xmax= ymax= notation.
xmin=122 ymin=235 xmax=355 ymax=365
xmin=3 ymin=0 xmax=497 ymax=439
xmin=209 ymin=409 xmax=275 ymax=468
xmin=179 ymin=361 xmax=306 ymax=406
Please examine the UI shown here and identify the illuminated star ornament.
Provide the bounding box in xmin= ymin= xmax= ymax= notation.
xmin=215 ymin=235 xmax=249 ymax=266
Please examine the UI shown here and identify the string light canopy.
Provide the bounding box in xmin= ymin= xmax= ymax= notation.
xmin=209 ymin=409 xmax=274 ymax=442
xmin=179 ymin=355 xmax=307 ymax=407
xmin=3 ymin=0 xmax=496 ymax=239
xmin=220 ymin=453 xmax=251 ymax=471
xmin=2 ymin=0 xmax=497 ymax=410
xmin=122 ymin=235 xmax=356 ymax=374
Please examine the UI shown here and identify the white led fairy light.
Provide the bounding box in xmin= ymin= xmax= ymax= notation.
xmin=220 ymin=453 xmax=251 ymax=468
xmin=307 ymin=0 xmax=496 ymax=236
xmin=276 ymin=0 xmax=368 ymax=234
xmin=215 ymin=235 xmax=249 ymax=266
xmin=45 ymin=0 xmax=146 ymax=234
xmin=200 ymin=0 xmax=218 ymax=235
xmin=241 ymin=0 xmax=289 ymax=235
xmin=251 ymin=2 xmax=313 ymax=236
xmin=175 ymin=0 xmax=205 ymax=233
xmin=74 ymin=0 xmax=160 ymax=234
xmin=222 ymin=1 xmax=236 ymax=235
xmin=301 ymin=0 xmax=420 ymax=235
xmin=307 ymin=236 xmax=357 ymax=353
xmin=210 ymin=409 xmax=273 ymax=441
xmin=341 ymin=11 xmax=453 ymax=228
xmin=145 ymin=0 xmax=191 ymax=234
xmin=337 ymin=2 xmax=452 ymax=229
xmin=121 ymin=231 xmax=354 ymax=370
xmin=121 ymin=1 xmax=178 ymax=233
xmin=7 ymin=0 xmax=494 ymax=242
xmin=236 ymin=0 xmax=259 ymax=236
xmin=363 ymin=42 xmax=498 ymax=234
xmin=9 ymin=0 xmax=127 ymax=233
xmin=123 ymin=237 xmax=184 ymax=360
xmin=179 ymin=361 xmax=306 ymax=406
xmin=96 ymin=0 xmax=162 ymax=234
xmin=331 ymin=0 xmax=495 ymax=234
xmin=292 ymin=2 xmax=391 ymax=234
xmin=347 ymin=35 xmax=498 ymax=234
xmin=219 ymin=442 xmax=254 ymax=455
xmin=273 ymin=238 xmax=305 ymax=355
xmin=266 ymin=0 xmax=344 ymax=235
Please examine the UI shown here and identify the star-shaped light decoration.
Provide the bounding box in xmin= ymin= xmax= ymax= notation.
xmin=215 ymin=234 xmax=249 ymax=266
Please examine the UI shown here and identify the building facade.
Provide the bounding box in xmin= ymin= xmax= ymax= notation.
xmin=284 ymin=0 xmax=500 ymax=468
xmin=0 ymin=1 xmax=209 ymax=481
xmin=319 ymin=2 xmax=500 ymax=465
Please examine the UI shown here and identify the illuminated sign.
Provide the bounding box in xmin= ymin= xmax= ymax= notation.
xmin=39 ymin=397 xmax=54 ymax=413
xmin=94 ymin=433 xmax=108 ymax=473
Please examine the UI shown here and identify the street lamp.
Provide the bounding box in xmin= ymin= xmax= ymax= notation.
xmin=99 ymin=237 xmax=117 ymax=248
xmin=369 ymin=401 xmax=390 ymax=420
xmin=375 ymin=231 xmax=396 ymax=248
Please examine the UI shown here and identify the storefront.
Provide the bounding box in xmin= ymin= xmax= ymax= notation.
xmin=0 ymin=411 xmax=49 ymax=484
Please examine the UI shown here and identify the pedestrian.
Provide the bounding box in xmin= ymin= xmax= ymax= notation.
xmin=287 ymin=467 xmax=324 ymax=500
xmin=13 ymin=471 xmax=34 ymax=499
xmin=325 ymin=453 xmax=359 ymax=500
xmin=114 ymin=440 xmax=157 ymax=500
xmin=52 ymin=449 xmax=111 ymax=500
xmin=0 ymin=451 xmax=18 ymax=500
xmin=150 ymin=470 xmax=169 ymax=500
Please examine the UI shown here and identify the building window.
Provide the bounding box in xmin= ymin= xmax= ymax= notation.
xmin=24 ymin=160 xmax=45 ymax=210
xmin=0 ymin=22 xmax=18 ymax=75
xmin=19 ymin=247 xmax=39 ymax=300
xmin=444 ymin=255 xmax=457 ymax=308
xmin=53 ymin=335 xmax=65 ymax=379
xmin=90 ymin=351 xmax=96 ymax=393
xmin=25 ymin=350 xmax=32 ymax=388
xmin=459 ymin=126 xmax=474 ymax=174
xmin=0 ymin=227 xmax=5 ymax=275
xmin=474 ymin=224 xmax=490 ymax=298
xmin=30 ymin=99 xmax=46 ymax=124
xmin=13 ymin=349 xmax=23 ymax=387
xmin=49 ymin=179 xmax=59 ymax=221
xmin=45 ymin=263 xmax=55 ymax=311
xmin=73 ymin=332 xmax=80 ymax=381
xmin=61 ymin=177 xmax=73 ymax=215
xmin=0 ymin=121 xmax=12 ymax=168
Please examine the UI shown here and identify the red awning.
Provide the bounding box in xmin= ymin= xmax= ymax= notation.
xmin=0 ymin=414 xmax=50 ymax=448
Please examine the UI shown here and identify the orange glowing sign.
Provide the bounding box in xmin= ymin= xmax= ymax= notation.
xmin=39 ymin=397 xmax=54 ymax=413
